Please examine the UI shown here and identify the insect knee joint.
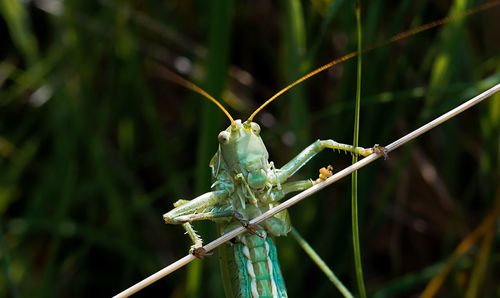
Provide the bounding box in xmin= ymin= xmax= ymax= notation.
xmin=163 ymin=213 xmax=183 ymax=224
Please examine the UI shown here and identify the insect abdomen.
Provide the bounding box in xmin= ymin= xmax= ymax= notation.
xmin=220 ymin=233 xmax=287 ymax=298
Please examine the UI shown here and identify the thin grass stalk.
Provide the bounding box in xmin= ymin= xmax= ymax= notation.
xmin=113 ymin=84 xmax=500 ymax=298
xmin=352 ymin=1 xmax=367 ymax=297
xmin=290 ymin=228 xmax=354 ymax=298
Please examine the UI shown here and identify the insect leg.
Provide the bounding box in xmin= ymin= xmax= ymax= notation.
xmin=281 ymin=180 xmax=315 ymax=194
xmin=274 ymin=140 xmax=384 ymax=183
xmin=264 ymin=180 xmax=314 ymax=202
xmin=181 ymin=222 xmax=207 ymax=257
xmin=163 ymin=190 xmax=231 ymax=258
xmin=176 ymin=207 xmax=234 ymax=258
xmin=163 ymin=190 xmax=229 ymax=224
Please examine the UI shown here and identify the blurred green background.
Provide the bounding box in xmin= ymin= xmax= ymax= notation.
xmin=1 ymin=0 xmax=499 ymax=297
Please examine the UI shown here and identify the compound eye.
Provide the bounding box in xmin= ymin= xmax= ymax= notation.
xmin=250 ymin=122 xmax=260 ymax=135
xmin=218 ymin=131 xmax=230 ymax=144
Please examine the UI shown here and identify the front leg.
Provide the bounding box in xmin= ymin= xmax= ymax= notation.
xmin=163 ymin=190 xmax=230 ymax=258
xmin=163 ymin=190 xmax=229 ymax=224
xmin=274 ymin=139 xmax=382 ymax=184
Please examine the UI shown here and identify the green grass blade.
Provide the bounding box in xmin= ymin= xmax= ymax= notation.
xmin=290 ymin=228 xmax=354 ymax=298
xmin=351 ymin=1 xmax=367 ymax=298
xmin=0 ymin=0 xmax=38 ymax=65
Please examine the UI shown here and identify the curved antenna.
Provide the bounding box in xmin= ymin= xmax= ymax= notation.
xmin=247 ymin=53 xmax=355 ymax=122
xmin=246 ymin=0 xmax=499 ymax=122
xmin=153 ymin=63 xmax=235 ymax=125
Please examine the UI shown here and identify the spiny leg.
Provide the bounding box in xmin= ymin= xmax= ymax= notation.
xmin=176 ymin=205 xmax=233 ymax=258
xmin=274 ymin=139 xmax=385 ymax=184
xmin=163 ymin=190 xmax=231 ymax=258
xmin=181 ymin=222 xmax=212 ymax=258
xmin=167 ymin=199 xmax=208 ymax=258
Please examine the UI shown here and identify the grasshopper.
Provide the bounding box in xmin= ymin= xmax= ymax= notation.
xmin=161 ymin=68 xmax=384 ymax=297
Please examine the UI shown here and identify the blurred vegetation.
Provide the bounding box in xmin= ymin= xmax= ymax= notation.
xmin=1 ymin=0 xmax=499 ymax=297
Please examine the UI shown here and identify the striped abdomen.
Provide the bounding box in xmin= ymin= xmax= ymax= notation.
xmin=219 ymin=232 xmax=287 ymax=298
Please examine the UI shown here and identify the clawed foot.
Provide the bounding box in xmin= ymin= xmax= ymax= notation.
xmin=245 ymin=222 xmax=266 ymax=238
xmin=372 ymin=144 xmax=388 ymax=160
xmin=232 ymin=211 xmax=265 ymax=238
xmin=190 ymin=245 xmax=213 ymax=259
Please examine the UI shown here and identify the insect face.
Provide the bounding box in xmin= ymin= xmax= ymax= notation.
xmin=218 ymin=120 xmax=270 ymax=189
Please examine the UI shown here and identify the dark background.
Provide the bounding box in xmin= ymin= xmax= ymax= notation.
xmin=1 ymin=0 xmax=499 ymax=297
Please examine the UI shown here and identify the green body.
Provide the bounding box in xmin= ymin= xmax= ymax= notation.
xmin=163 ymin=119 xmax=376 ymax=297
xmin=211 ymin=120 xmax=292 ymax=297
xmin=218 ymin=231 xmax=287 ymax=297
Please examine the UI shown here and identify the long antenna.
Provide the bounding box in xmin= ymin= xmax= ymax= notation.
xmin=246 ymin=0 xmax=500 ymax=122
xmin=152 ymin=63 xmax=235 ymax=125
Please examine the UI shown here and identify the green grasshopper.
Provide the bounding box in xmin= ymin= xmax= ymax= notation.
xmin=161 ymin=68 xmax=383 ymax=297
